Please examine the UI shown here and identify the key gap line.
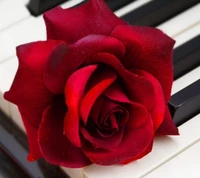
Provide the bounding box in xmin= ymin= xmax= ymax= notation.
xmin=0 ymin=15 xmax=31 ymax=33
xmin=0 ymin=56 xmax=15 ymax=64
xmin=171 ymin=20 xmax=200 ymax=38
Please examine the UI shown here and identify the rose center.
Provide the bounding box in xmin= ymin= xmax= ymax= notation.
xmin=97 ymin=107 xmax=128 ymax=137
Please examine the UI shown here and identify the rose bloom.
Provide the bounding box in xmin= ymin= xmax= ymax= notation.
xmin=4 ymin=0 xmax=179 ymax=167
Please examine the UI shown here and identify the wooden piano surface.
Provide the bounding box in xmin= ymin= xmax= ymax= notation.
xmin=0 ymin=0 xmax=200 ymax=178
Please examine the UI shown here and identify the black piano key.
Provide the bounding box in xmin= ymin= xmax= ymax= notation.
xmin=169 ymin=79 xmax=200 ymax=126
xmin=121 ymin=0 xmax=199 ymax=26
xmin=0 ymin=148 xmax=28 ymax=178
xmin=0 ymin=111 xmax=68 ymax=178
xmin=105 ymin=0 xmax=135 ymax=11
xmin=173 ymin=35 xmax=200 ymax=80
xmin=27 ymin=0 xmax=69 ymax=16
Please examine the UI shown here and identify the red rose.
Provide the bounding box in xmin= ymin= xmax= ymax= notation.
xmin=4 ymin=0 xmax=179 ymax=167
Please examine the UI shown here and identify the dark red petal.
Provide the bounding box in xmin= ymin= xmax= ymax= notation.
xmin=132 ymin=69 xmax=165 ymax=131
xmin=103 ymin=83 xmax=132 ymax=104
xmin=103 ymin=83 xmax=146 ymax=127
xmin=99 ymin=99 xmax=128 ymax=126
xmin=18 ymin=107 xmax=42 ymax=161
xmin=156 ymin=107 xmax=179 ymax=135
xmin=127 ymin=102 xmax=149 ymax=130
xmin=90 ymin=53 xmax=155 ymax=110
xmin=111 ymin=25 xmax=175 ymax=101
xmin=44 ymin=35 xmax=125 ymax=94
xmin=38 ymin=96 xmax=91 ymax=168
xmin=82 ymin=114 xmax=153 ymax=165
xmin=4 ymin=40 xmax=64 ymax=127
xmin=64 ymin=65 xmax=97 ymax=147
xmin=80 ymin=71 xmax=117 ymax=124
xmin=80 ymin=127 xmax=124 ymax=150
xmin=90 ymin=96 xmax=105 ymax=125
xmin=44 ymin=0 xmax=126 ymax=43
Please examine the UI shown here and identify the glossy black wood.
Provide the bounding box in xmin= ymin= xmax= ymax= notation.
xmin=27 ymin=0 xmax=69 ymax=16
xmin=173 ymin=35 xmax=200 ymax=79
xmin=105 ymin=0 xmax=135 ymax=11
xmin=121 ymin=0 xmax=199 ymax=26
xmin=169 ymin=79 xmax=200 ymax=126
xmin=0 ymin=111 xmax=69 ymax=178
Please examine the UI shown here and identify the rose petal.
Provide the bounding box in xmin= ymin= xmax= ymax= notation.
xmin=82 ymin=113 xmax=153 ymax=165
xmin=127 ymin=102 xmax=150 ymax=130
xmin=132 ymin=69 xmax=165 ymax=131
xmin=38 ymin=96 xmax=91 ymax=168
xmin=80 ymin=126 xmax=124 ymax=150
xmin=97 ymin=97 xmax=129 ymax=128
xmin=90 ymin=96 xmax=105 ymax=126
xmin=44 ymin=35 xmax=125 ymax=94
xmin=90 ymin=53 xmax=155 ymax=110
xmin=156 ymin=107 xmax=179 ymax=135
xmin=103 ymin=83 xmax=146 ymax=128
xmin=64 ymin=65 xmax=97 ymax=147
xmin=111 ymin=25 xmax=175 ymax=101
xmin=18 ymin=107 xmax=42 ymax=161
xmin=80 ymin=71 xmax=117 ymax=124
xmin=44 ymin=0 xmax=126 ymax=43
xmin=103 ymin=83 xmax=132 ymax=104
xmin=4 ymin=40 xmax=64 ymax=127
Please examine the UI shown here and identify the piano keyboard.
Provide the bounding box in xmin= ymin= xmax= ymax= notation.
xmin=0 ymin=0 xmax=200 ymax=178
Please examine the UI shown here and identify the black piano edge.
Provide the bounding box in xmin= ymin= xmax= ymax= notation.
xmin=0 ymin=109 xmax=69 ymax=178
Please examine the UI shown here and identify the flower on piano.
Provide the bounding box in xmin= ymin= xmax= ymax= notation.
xmin=4 ymin=0 xmax=179 ymax=167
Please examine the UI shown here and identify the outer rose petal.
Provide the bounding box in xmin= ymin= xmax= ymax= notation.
xmin=82 ymin=113 xmax=153 ymax=165
xmin=38 ymin=96 xmax=91 ymax=168
xmin=64 ymin=65 xmax=98 ymax=147
xmin=18 ymin=107 xmax=42 ymax=161
xmin=4 ymin=40 xmax=65 ymax=127
xmin=111 ymin=25 xmax=175 ymax=101
xmin=44 ymin=0 xmax=126 ymax=43
xmin=4 ymin=41 xmax=65 ymax=161
xmin=156 ymin=107 xmax=179 ymax=135
xmin=132 ymin=69 xmax=165 ymax=131
xmin=44 ymin=35 xmax=125 ymax=94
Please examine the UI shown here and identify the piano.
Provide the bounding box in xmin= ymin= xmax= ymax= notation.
xmin=0 ymin=0 xmax=200 ymax=177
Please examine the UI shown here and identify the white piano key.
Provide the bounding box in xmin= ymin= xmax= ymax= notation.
xmin=0 ymin=16 xmax=46 ymax=62
xmin=84 ymin=113 xmax=200 ymax=178
xmin=158 ymin=3 xmax=200 ymax=37
xmin=115 ymin=0 xmax=152 ymax=17
xmin=0 ymin=0 xmax=84 ymax=32
xmin=0 ymin=59 xmax=17 ymax=117
xmin=0 ymin=0 xmax=30 ymax=31
xmin=172 ymin=66 xmax=200 ymax=95
xmin=174 ymin=22 xmax=200 ymax=48
xmin=144 ymin=141 xmax=200 ymax=178
xmin=0 ymin=0 xmax=83 ymax=62
xmin=0 ymin=58 xmax=24 ymax=131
